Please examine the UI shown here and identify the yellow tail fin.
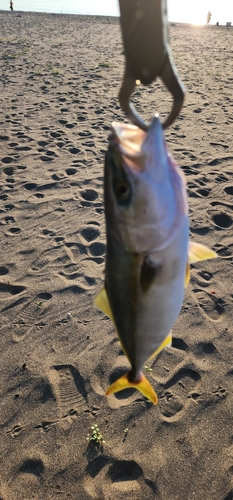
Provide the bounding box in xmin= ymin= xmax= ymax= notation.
xmin=106 ymin=372 xmax=158 ymax=405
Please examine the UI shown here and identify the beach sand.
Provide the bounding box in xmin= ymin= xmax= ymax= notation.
xmin=0 ymin=10 xmax=233 ymax=500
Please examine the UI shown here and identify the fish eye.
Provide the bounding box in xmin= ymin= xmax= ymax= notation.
xmin=114 ymin=181 xmax=131 ymax=202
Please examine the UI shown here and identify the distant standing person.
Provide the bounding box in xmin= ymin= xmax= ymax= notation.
xmin=206 ymin=11 xmax=211 ymax=24
xmin=10 ymin=0 xmax=13 ymax=9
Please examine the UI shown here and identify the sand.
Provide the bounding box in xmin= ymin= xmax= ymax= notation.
xmin=0 ymin=10 xmax=233 ymax=500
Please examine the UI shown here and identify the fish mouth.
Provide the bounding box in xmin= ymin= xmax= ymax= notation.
xmin=111 ymin=121 xmax=147 ymax=173
xmin=110 ymin=116 xmax=170 ymax=176
xmin=111 ymin=121 xmax=146 ymax=154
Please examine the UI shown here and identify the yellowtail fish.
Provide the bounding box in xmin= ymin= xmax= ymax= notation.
xmin=95 ymin=115 xmax=217 ymax=404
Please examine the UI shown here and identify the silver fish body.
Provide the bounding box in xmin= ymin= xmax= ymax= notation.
xmin=104 ymin=116 xmax=188 ymax=377
xmin=95 ymin=115 xmax=216 ymax=403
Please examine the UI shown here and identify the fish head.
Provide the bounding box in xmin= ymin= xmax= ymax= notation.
xmin=105 ymin=115 xmax=188 ymax=253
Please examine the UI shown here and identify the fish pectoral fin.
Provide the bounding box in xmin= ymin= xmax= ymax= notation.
xmin=140 ymin=256 xmax=158 ymax=293
xmin=148 ymin=331 xmax=172 ymax=360
xmin=189 ymin=241 xmax=217 ymax=263
xmin=94 ymin=287 xmax=114 ymax=321
xmin=106 ymin=372 xmax=158 ymax=405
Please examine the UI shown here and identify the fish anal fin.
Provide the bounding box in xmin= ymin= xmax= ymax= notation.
xmin=94 ymin=287 xmax=113 ymax=321
xmin=185 ymin=262 xmax=190 ymax=288
xmin=148 ymin=331 xmax=172 ymax=360
xmin=189 ymin=241 xmax=217 ymax=263
xmin=95 ymin=288 xmax=129 ymax=356
xmin=140 ymin=256 xmax=157 ymax=293
xmin=106 ymin=372 xmax=158 ymax=405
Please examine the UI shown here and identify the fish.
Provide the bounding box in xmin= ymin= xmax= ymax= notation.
xmin=95 ymin=115 xmax=217 ymax=404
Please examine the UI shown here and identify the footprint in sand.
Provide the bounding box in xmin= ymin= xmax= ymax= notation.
xmin=58 ymin=266 xmax=95 ymax=288
xmin=215 ymin=173 xmax=229 ymax=183
xmin=190 ymin=225 xmax=210 ymax=236
xmin=5 ymin=227 xmax=21 ymax=235
xmin=15 ymin=145 xmax=32 ymax=152
xmin=81 ymin=226 xmax=100 ymax=243
xmin=1 ymin=156 xmax=15 ymax=164
xmin=0 ymin=193 xmax=8 ymax=201
xmin=6 ymin=424 xmax=23 ymax=438
xmin=49 ymin=364 xmax=88 ymax=418
xmin=0 ymin=266 xmax=9 ymax=276
xmin=5 ymin=203 xmax=15 ymax=211
xmin=8 ymin=456 xmax=46 ymax=500
xmin=0 ymin=134 xmax=9 ymax=141
xmin=3 ymin=166 xmax=14 ymax=176
xmin=194 ymin=341 xmax=218 ymax=357
xmin=34 ymin=192 xmax=44 ymax=199
xmin=192 ymin=288 xmax=225 ymax=321
xmin=198 ymin=270 xmax=213 ymax=281
xmin=104 ymin=460 xmax=143 ymax=499
xmin=50 ymin=130 xmax=62 ymax=138
xmin=210 ymin=210 xmax=232 ymax=230
xmin=79 ymin=223 xmax=105 ymax=265
xmin=224 ymin=186 xmax=233 ymax=196
xmin=11 ymin=292 xmax=52 ymax=343
xmin=158 ymin=365 xmax=201 ymax=420
xmin=172 ymin=337 xmax=189 ymax=352
xmin=5 ymin=216 xmax=15 ymax=224
xmin=80 ymin=188 xmax=98 ymax=207
xmin=88 ymin=242 xmax=105 ymax=259
xmin=66 ymin=167 xmax=77 ymax=176
xmin=42 ymin=228 xmax=56 ymax=237
xmin=215 ymin=245 xmax=233 ymax=259
xmin=69 ymin=147 xmax=81 ymax=155
xmin=23 ymin=182 xmax=38 ymax=191
xmin=0 ymin=282 xmax=26 ymax=299
xmin=40 ymin=154 xmax=57 ymax=162
xmin=5 ymin=178 xmax=15 ymax=188
xmin=84 ymin=458 xmax=156 ymax=500
xmin=197 ymin=188 xmax=211 ymax=198
xmin=18 ymin=458 xmax=45 ymax=476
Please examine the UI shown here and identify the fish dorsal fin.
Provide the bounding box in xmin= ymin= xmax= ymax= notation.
xmin=189 ymin=241 xmax=217 ymax=263
xmin=94 ymin=287 xmax=114 ymax=321
xmin=140 ymin=257 xmax=157 ymax=293
xmin=148 ymin=331 xmax=172 ymax=360
xmin=185 ymin=241 xmax=217 ymax=287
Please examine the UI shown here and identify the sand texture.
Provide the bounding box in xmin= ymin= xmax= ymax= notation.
xmin=0 ymin=10 xmax=233 ymax=500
